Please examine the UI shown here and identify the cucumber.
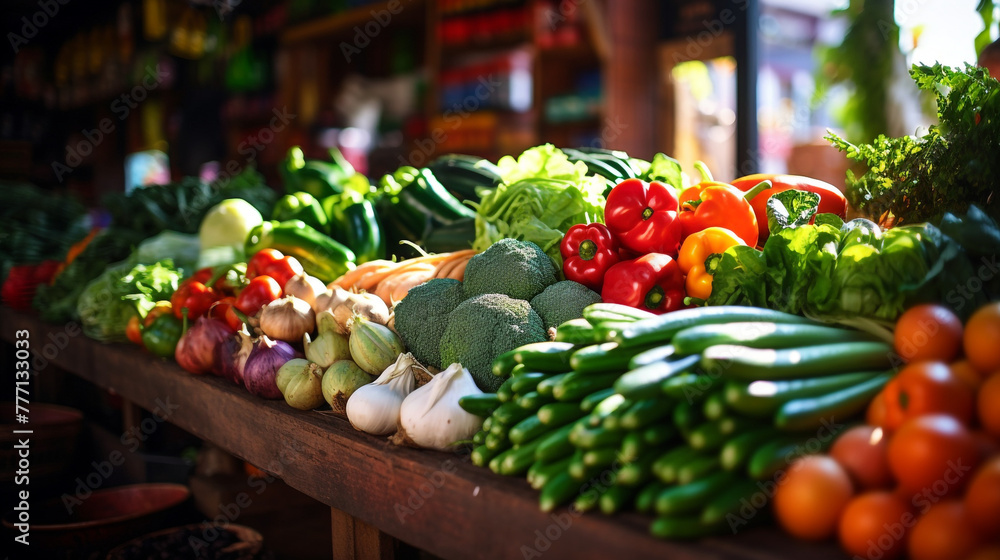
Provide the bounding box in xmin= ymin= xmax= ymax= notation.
xmin=498 ymin=438 xmax=544 ymax=476
xmin=459 ymin=393 xmax=501 ymax=417
xmin=628 ymin=344 xmax=679 ymax=369
xmin=492 ymin=401 xmax=534 ymax=426
xmin=509 ymin=415 xmax=548 ymax=445
xmin=535 ymin=421 xmax=580 ymax=463
xmin=537 ymin=402 xmax=587 ymax=426
xmin=652 ymin=446 xmax=701 ymax=483
xmin=643 ymin=424 xmax=677 ymax=446
xmin=620 ymin=398 xmax=673 ymax=430
xmin=516 ymin=391 xmax=555 ymax=410
xmin=583 ymin=303 xmax=657 ymax=325
xmin=471 ymin=443 xmax=506 ymax=467
xmin=720 ymin=427 xmax=782 ymax=471
xmin=677 ymin=456 xmax=721 ymax=485
xmin=582 ymin=447 xmax=620 ymax=468
xmin=723 ymin=371 xmax=877 ymax=418
xmin=485 ymin=430 xmax=509 ymax=451
xmin=554 ymin=318 xmax=605 ymax=345
xmin=775 ymin=373 xmax=892 ymax=431
xmin=599 ymin=483 xmax=638 ymax=515
xmin=510 ymin=372 xmax=556 ymax=395
xmin=615 ymin=354 xmax=701 ymax=399
xmin=539 ymin=471 xmax=580 ymax=512
xmin=654 ymin=470 xmax=735 ymax=515
xmin=588 ymin=394 xmax=629 ymax=426
xmin=510 ymin=341 xmax=577 ymax=372
xmin=497 ymin=376 xmax=516 ymax=402
xmin=473 ymin=430 xmax=486 ymax=445
xmin=687 ymin=417 xmax=739 ymax=451
xmin=701 ymin=479 xmax=762 ymax=526
xmin=580 ymin=388 xmax=617 ymax=412
xmin=488 ymin=447 xmax=512 ymax=473
xmin=702 ymin=389 xmax=728 ymax=420
xmin=700 ymin=341 xmax=895 ymax=381
xmin=662 ymin=373 xmax=720 ymax=401
xmin=620 ymin=432 xmax=647 ymax=463
xmin=569 ymin=423 xmax=625 ymax=449
xmin=636 ymin=480 xmax=669 ymax=514
xmin=491 ymin=350 xmax=519 ymax=378
xmin=614 ymin=306 xmax=816 ymax=348
xmin=482 ymin=416 xmax=494 ymax=433
xmin=553 ymin=372 xmax=621 ymax=402
xmin=536 ymin=373 xmax=569 ymax=397
xmin=747 ymin=435 xmax=839 ymax=481
xmin=573 ymin=485 xmax=603 ymax=513
xmin=650 ymin=516 xmax=727 ymax=539
xmin=570 ymin=342 xmax=660 ymax=375
xmin=529 ymin=457 xmax=572 ymax=490
xmin=601 ymin=400 xmax=635 ymax=431
xmin=672 ymin=322 xmax=876 ymax=355
xmin=617 ymin=453 xmax=658 ymax=486
xmin=673 ymin=400 xmax=706 ymax=435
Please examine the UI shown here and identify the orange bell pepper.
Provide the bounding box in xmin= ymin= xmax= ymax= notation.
xmin=677 ymin=227 xmax=746 ymax=301
xmin=676 ymin=162 xmax=767 ymax=248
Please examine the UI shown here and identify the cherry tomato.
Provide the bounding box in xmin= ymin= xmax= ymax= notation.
xmin=979 ymin=374 xmax=1000 ymax=439
xmin=830 ymin=425 xmax=893 ymax=490
xmin=235 ymin=275 xmax=281 ymax=316
xmin=172 ymin=281 xmax=220 ymax=320
xmin=894 ymin=304 xmax=963 ymax=363
xmin=773 ymin=455 xmax=854 ymax=540
xmin=262 ymin=256 xmax=304 ymax=289
xmin=882 ymin=361 xmax=975 ymax=430
xmin=246 ymin=249 xmax=284 ymax=279
xmin=887 ymin=414 xmax=981 ymax=498
xmin=190 ymin=267 xmax=215 ymax=285
xmin=867 ymin=390 xmax=888 ymax=428
xmin=964 ymin=456 xmax=1000 ymax=539
xmin=209 ymin=297 xmax=243 ymax=332
xmin=125 ymin=315 xmax=143 ymax=345
xmin=908 ymin=501 xmax=984 ymax=560
xmin=838 ymin=491 xmax=912 ymax=560
xmin=964 ymin=302 xmax=1000 ymax=375
xmin=951 ymin=359 xmax=985 ymax=390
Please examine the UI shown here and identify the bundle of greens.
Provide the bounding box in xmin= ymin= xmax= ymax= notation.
xmin=472 ymin=145 xmax=607 ymax=270
xmin=76 ymin=259 xmax=182 ymax=342
xmin=828 ymin=63 xmax=999 ymax=224
xmin=0 ymin=182 xmax=89 ymax=281
xmin=708 ymin=191 xmax=997 ymax=323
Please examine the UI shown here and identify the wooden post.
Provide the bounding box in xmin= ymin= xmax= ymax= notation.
xmin=331 ymin=507 xmax=400 ymax=560
xmin=605 ymin=0 xmax=658 ymax=157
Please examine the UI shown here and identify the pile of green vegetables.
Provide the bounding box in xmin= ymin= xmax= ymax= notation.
xmin=461 ymin=303 xmax=886 ymax=539
xmin=828 ymin=63 xmax=999 ymax=224
xmin=707 ymin=190 xmax=1000 ymax=323
xmin=0 ymin=182 xmax=89 ymax=281
xmin=77 ymin=259 xmax=182 ymax=342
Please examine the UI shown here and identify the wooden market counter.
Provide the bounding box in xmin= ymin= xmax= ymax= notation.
xmin=2 ymin=308 xmax=847 ymax=560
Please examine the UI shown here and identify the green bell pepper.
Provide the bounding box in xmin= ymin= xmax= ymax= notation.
xmin=142 ymin=314 xmax=183 ymax=358
xmin=279 ymin=147 xmax=347 ymax=199
xmin=273 ymin=192 xmax=329 ymax=232
xmin=245 ymin=220 xmax=355 ymax=283
xmin=323 ymin=194 xmax=385 ymax=265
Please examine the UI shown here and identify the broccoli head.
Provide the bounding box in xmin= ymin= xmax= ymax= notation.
xmin=530 ymin=280 xmax=602 ymax=331
xmin=463 ymin=238 xmax=558 ymax=301
xmin=439 ymin=293 xmax=547 ymax=392
xmin=393 ymin=278 xmax=466 ymax=368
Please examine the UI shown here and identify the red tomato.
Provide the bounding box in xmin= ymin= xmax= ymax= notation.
xmin=964 ymin=457 xmax=1000 ymax=539
xmin=838 ymin=491 xmax=913 ymax=560
xmin=173 ymin=281 xmax=220 ymax=320
xmin=830 ymin=425 xmax=893 ymax=490
xmin=881 ymin=361 xmax=975 ymax=430
xmin=893 ymin=304 xmax=964 ymax=363
xmin=908 ymin=501 xmax=984 ymax=560
xmin=190 ymin=266 xmax=215 ymax=285
xmin=246 ymin=249 xmax=284 ymax=279
xmin=773 ymin=455 xmax=854 ymax=540
xmin=262 ymin=256 xmax=304 ymax=289
xmin=235 ymin=275 xmax=281 ymax=316
xmin=887 ymin=415 xmax=981 ymax=498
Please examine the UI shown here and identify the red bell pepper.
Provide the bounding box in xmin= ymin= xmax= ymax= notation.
xmin=605 ymin=178 xmax=683 ymax=257
xmin=560 ymin=223 xmax=620 ymax=292
xmin=601 ymin=253 xmax=686 ymax=315
xmin=730 ymin=173 xmax=848 ymax=245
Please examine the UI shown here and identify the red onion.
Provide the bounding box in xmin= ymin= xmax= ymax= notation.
xmin=243 ymin=336 xmax=295 ymax=399
xmin=215 ymin=327 xmax=254 ymax=384
xmin=176 ymin=317 xmax=234 ymax=375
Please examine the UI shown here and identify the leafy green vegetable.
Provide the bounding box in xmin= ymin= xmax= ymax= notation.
xmin=0 ymin=182 xmax=89 ymax=281
xmin=77 ymin=259 xmax=182 ymax=342
xmin=644 ymin=153 xmax=686 ymax=191
xmin=827 ymin=63 xmax=1000 ymax=223
xmin=767 ymin=190 xmax=821 ymax=234
xmin=136 ymin=231 xmax=200 ymax=272
xmin=495 ymin=144 xmax=590 ymax=185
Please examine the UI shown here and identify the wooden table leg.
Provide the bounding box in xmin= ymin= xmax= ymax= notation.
xmin=122 ymin=400 xmax=143 ymax=447
xmin=331 ymin=507 xmax=404 ymax=560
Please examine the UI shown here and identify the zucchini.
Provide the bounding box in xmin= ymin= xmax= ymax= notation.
xmin=700 ymin=341 xmax=895 ymax=381
xmin=723 ymin=370 xmax=877 ymax=418
xmin=720 ymin=427 xmax=782 ymax=471
xmin=553 ymin=372 xmax=621 ymax=402
xmin=511 ymin=341 xmax=577 ymax=372
xmin=620 ymin=398 xmax=673 ymax=430
xmin=583 ymin=303 xmax=657 ymax=325
xmin=459 ymin=393 xmax=501 ymax=417
xmin=628 ymin=344 xmax=679 ymax=369
xmin=537 ymin=402 xmax=587 ymax=426
xmin=672 ymin=322 xmax=876 ymax=355
xmin=554 ymin=318 xmax=605 ymax=345
xmin=570 ymin=342 xmax=661 ymax=375
xmin=654 ymin=470 xmax=735 ymax=515
xmin=615 ymin=354 xmax=701 ymax=399
xmin=614 ymin=306 xmax=816 ymax=348
xmin=775 ymin=372 xmax=892 ymax=431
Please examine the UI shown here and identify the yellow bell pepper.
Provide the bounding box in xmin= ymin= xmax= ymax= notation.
xmin=678 ymin=227 xmax=746 ymax=300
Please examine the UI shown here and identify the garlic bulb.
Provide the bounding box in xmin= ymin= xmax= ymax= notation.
xmin=303 ymin=310 xmax=350 ymax=368
xmin=397 ymin=363 xmax=483 ymax=450
xmin=312 ymin=286 xmax=352 ymax=315
xmin=259 ymin=296 xmax=315 ymax=342
xmin=345 ymin=353 xmax=420 ymax=435
xmin=283 ymin=272 xmax=326 ymax=307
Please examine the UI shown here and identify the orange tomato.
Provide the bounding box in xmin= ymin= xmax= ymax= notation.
xmin=838 ymin=491 xmax=912 ymax=560
xmin=887 ymin=415 xmax=981 ymax=497
xmin=966 ymin=545 xmax=1000 ymax=560
xmin=894 ymin=304 xmax=964 ymax=363
xmin=125 ymin=315 xmax=143 ymax=345
xmin=952 ymin=360 xmax=986 ymax=390
xmin=868 ymin=391 xmax=888 ymax=428
xmin=882 ymin=361 xmax=975 ymax=430
xmin=773 ymin=455 xmax=854 ymax=540
xmin=965 ymin=303 xmax=1000 ymax=375
xmin=908 ymin=501 xmax=984 ymax=560
xmin=830 ymin=425 xmax=893 ymax=490
xmin=964 ymin=457 xmax=1000 ymax=538
xmin=979 ymin=374 xmax=1000 ymax=439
